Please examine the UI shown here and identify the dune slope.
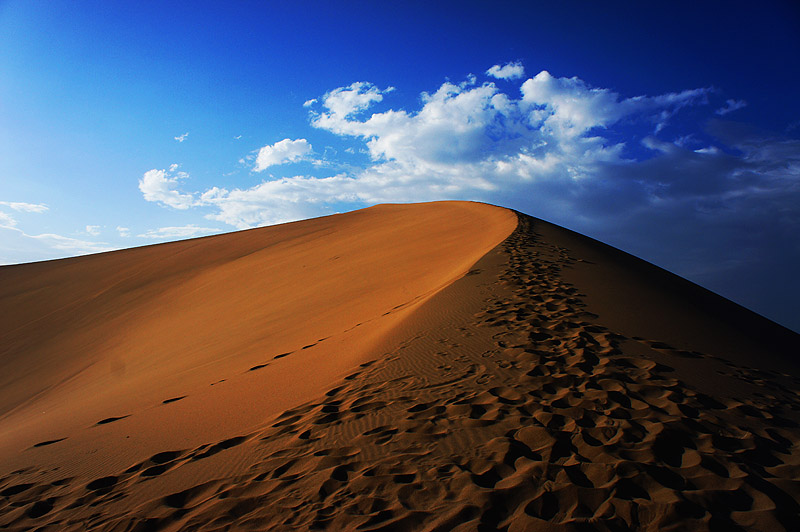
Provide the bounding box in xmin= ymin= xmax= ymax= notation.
xmin=1 ymin=203 xmax=799 ymax=531
xmin=0 ymin=202 xmax=515 ymax=470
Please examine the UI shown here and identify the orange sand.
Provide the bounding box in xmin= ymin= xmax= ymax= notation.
xmin=1 ymin=201 xmax=798 ymax=531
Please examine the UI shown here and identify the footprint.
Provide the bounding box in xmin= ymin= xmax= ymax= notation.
xmin=95 ymin=415 xmax=131 ymax=426
xmin=249 ymin=363 xmax=269 ymax=371
xmin=150 ymin=450 xmax=183 ymax=464
xmin=26 ymin=498 xmax=55 ymax=518
xmin=1 ymin=483 xmax=34 ymax=496
xmin=273 ymin=352 xmax=292 ymax=359
xmin=141 ymin=464 xmax=170 ymax=477
xmin=190 ymin=436 xmax=248 ymax=461
xmin=32 ymin=437 xmax=67 ymax=448
xmin=163 ymin=481 xmax=216 ymax=509
xmin=488 ymin=386 xmax=525 ymax=404
xmin=86 ymin=476 xmax=118 ymax=491
xmin=162 ymin=396 xmax=186 ymax=404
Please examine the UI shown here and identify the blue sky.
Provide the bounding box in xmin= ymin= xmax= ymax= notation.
xmin=1 ymin=1 xmax=799 ymax=332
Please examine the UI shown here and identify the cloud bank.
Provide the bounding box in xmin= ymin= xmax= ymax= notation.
xmin=139 ymin=70 xmax=797 ymax=242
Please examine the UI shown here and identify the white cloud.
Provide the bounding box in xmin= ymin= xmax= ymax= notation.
xmin=312 ymin=78 xmax=524 ymax=169
xmin=142 ymin=71 xmax=722 ymax=229
xmin=0 ymin=224 xmax=115 ymax=264
xmin=29 ymin=232 xmax=113 ymax=253
xmin=0 ymin=201 xmax=49 ymax=213
xmin=521 ymin=70 xmax=624 ymax=134
xmin=254 ymin=138 xmax=313 ymax=171
xmin=309 ymin=82 xmax=394 ymax=134
xmin=520 ymin=70 xmax=708 ymax=137
xmin=116 ymin=226 xmax=131 ymax=237
xmin=694 ymin=146 xmax=722 ymax=155
xmin=304 ymin=72 xmax=683 ymax=197
xmin=0 ymin=201 xmax=49 ymax=231
xmin=201 ymin=180 xmax=330 ymax=229
xmin=303 ymin=98 xmax=317 ymax=107
xmin=0 ymin=202 xmax=115 ymax=263
xmin=138 ymin=225 xmax=221 ymax=239
xmin=174 ymin=132 xmax=189 ymax=142
xmin=0 ymin=211 xmax=17 ymax=227
xmin=486 ymin=61 xmax=525 ymax=80
xmin=716 ymin=99 xmax=747 ymax=115
xmin=139 ymin=166 xmax=195 ymax=209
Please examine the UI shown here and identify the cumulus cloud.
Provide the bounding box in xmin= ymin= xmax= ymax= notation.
xmin=139 ymin=165 xmax=195 ymax=209
xmin=141 ymin=71 xmax=725 ymax=229
xmin=138 ymin=225 xmax=221 ymax=239
xmin=486 ymin=61 xmax=525 ymax=80
xmin=174 ymin=132 xmax=189 ymax=142
xmin=254 ymin=138 xmax=313 ymax=171
xmin=200 ymin=178 xmax=343 ymax=229
xmin=85 ymin=225 xmax=101 ymax=236
xmin=117 ymin=226 xmax=131 ymax=237
xmin=310 ymin=82 xmax=395 ymax=134
xmin=520 ymin=70 xmax=708 ymax=136
xmin=297 ymin=71 xmax=710 ymax=206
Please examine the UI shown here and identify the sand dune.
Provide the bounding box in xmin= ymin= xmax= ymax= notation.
xmin=1 ymin=201 xmax=798 ymax=531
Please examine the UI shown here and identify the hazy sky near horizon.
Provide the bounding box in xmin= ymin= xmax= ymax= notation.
xmin=1 ymin=1 xmax=799 ymax=332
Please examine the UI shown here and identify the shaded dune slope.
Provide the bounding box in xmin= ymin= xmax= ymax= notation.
xmin=1 ymin=203 xmax=799 ymax=531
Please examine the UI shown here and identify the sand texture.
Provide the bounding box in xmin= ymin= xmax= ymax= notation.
xmin=1 ymin=201 xmax=799 ymax=531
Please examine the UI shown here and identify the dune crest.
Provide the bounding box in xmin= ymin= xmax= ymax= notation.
xmin=1 ymin=202 xmax=799 ymax=531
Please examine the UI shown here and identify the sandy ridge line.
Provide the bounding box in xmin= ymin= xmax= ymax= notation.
xmin=5 ymin=207 xmax=797 ymax=530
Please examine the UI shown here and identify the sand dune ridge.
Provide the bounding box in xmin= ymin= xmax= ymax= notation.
xmin=1 ymin=202 xmax=799 ymax=531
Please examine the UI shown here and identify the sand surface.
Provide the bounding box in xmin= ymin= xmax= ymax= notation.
xmin=1 ymin=201 xmax=799 ymax=531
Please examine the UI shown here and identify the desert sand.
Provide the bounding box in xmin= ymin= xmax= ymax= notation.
xmin=0 ymin=201 xmax=798 ymax=531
